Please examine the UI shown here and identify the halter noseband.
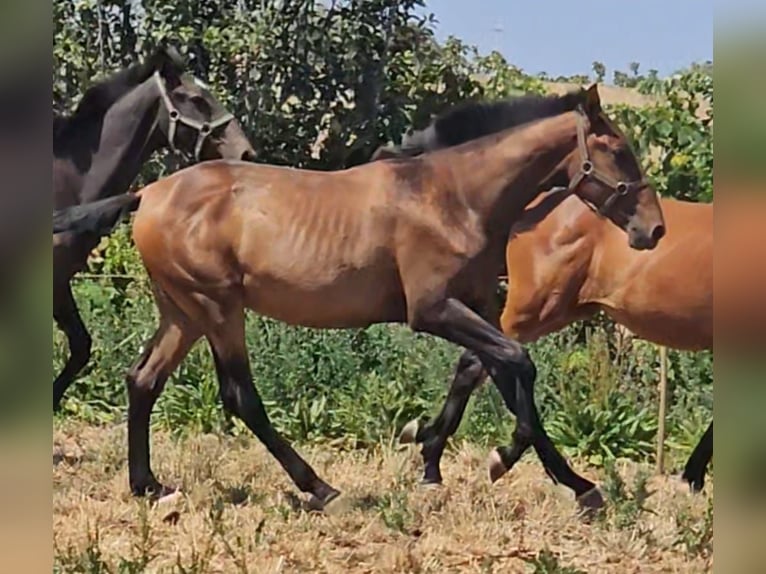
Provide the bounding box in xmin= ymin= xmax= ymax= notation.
xmin=567 ymin=107 xmax=650 ymax=217
xmin=153 ymin=71 xmax=236 ymax=161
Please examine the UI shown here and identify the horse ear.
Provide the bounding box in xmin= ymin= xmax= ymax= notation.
xmin=370 ymin=145 xmax=402 ymax=162
xmin=152 ymin=38 xmax=185 ymax=76
xmin=584 ymin=83 xmax=602 ymax=114
xmin=163 ymin=45 xmax=186 ymax=70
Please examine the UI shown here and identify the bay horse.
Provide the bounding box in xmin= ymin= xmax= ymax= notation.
xmin=53 ymin=44 xmax=256 ymax=411
xmin=374 ymin=97 xmax=712 ymax=493
xmin=52 ymin=85 xmax=664 ymax=509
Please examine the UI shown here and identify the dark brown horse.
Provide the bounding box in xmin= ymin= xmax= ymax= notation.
xmin=53 ymin=85 xmax=664 ymax=509
xmin=53 ymin=44 xmax=256 ymax=411
xmin=375 ymin=94 xmax=713 ymax=493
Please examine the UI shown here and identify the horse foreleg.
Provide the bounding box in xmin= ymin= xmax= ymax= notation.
xmin=409 ymin=297 xmax=601 ymax=508
xmin=53 ymin=279 xmax=92 ymax=411
xmin=399 ymin=349 xmax=488 ymax=484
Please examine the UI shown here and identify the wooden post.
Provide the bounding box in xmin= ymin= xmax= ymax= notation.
xmin=656 ymin=345 xmax=668 ymax=474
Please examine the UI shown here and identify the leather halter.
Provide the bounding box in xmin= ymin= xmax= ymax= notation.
xmin=567 ymin=107 xmax=650 ymax=217
xmin=153 ymin=71 xmax=236 ymax=161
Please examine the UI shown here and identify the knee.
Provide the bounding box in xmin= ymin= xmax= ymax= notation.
xmin=500 ymin=344 xmax=536 ymax=381
xmin=456 ymin=351 xmax=484 ymax=379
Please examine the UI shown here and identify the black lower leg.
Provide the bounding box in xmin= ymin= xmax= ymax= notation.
xmin=214 ymin=353 xmax=339 ymax=505
xmin=53 ymin=282 xmax=92 ymax=410
xmin=418 ymin=350 xmax=485 ymax=483
xmin=408 ymin=298 xmax=595 ymax=499
xmin=126 ymin=342 xmax=170 ymax=497
xmin=510 ymin=369 xmax=596 ymax=497
xmin=495 ymin=425 xmax=533 ymax=475
xmin=484 ymin=352 xmax=595 ymax=498
xmin=683 ymin=420 xmax=713 ymax=492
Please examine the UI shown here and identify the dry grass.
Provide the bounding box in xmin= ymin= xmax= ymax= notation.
xmin=53 ymin=421 xmax=712 ymax=573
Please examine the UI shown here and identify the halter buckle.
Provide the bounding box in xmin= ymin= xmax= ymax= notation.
xmin=616 ymin=182 xmax=629 ymax=195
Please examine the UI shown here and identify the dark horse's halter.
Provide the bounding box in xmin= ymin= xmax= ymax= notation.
xmin=153 ymin=71 xmax=236 ymax=161
xmin=567 ymin=106 xmax=650 ymax=217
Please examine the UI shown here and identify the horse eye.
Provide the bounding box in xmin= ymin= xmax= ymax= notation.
xmin=613 ymin=147 xmax=629 ymax=160
xmin=190 ymin=95 xmax=212 ymax=113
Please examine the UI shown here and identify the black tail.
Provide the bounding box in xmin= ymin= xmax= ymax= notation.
xmin=53 ymin=192 xmax=140 ymax=237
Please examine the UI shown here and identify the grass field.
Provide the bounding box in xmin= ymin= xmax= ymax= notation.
xmin=53 ymin=421 xmax=712 ymax=573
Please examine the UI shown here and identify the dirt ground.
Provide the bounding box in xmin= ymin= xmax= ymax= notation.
xmin=53 ymin=421 xmax=712 ymax=573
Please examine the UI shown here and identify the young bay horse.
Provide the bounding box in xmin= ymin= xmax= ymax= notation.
xmin=53 ymin=44 xmax=256 ymax=411
xmin=374 ymin=96 xmax=712 ymax=494
xmin=52 ymin=85 xmax=664 ymax=509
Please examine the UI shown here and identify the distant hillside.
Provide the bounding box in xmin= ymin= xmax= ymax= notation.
xmin=542 ymin=81 xmax=656 ymax=108
xmin=542 ymin=80 xmax=711 ymax=120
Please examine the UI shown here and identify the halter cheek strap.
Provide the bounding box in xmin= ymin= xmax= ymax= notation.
xmin=153 ymin=71 xmax=235 ymax=161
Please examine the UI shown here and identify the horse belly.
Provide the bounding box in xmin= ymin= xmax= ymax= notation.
xmin=606 ymin=303 xmax=713 ymax=351
xmin=243 ymin=267 xmax=406 ymax=329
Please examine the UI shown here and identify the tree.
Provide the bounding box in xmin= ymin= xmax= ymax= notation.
xmin=54 ymin=0 xmax=713 ymax=196
xmin=592 ymin=61 xmax=606 ymax=83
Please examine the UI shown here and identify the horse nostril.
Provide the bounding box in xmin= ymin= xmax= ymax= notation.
xmin=241 ymin=150 xmax=256 ymax=162
xmin=651 ymin=224 xmax=666 ymax=243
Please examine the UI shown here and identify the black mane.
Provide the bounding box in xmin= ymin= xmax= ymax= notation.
xmin=55 ymin=47 xmax=181 ymax=142
xmin=401 ymin=90 xmax=585 ymax=154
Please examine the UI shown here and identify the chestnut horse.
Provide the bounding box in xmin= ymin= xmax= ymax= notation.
xmin=405 ymin=192 xmax=713 ymax=491
xmin=502 ymin=194 xmax=712 ymax=492
xmin=53 ymin=44 xmax=256 ymax=411
xmin=374 ymin=96 xmax=711 ymax=493
xmin=52 ymin=86 xmax=664 ymax=509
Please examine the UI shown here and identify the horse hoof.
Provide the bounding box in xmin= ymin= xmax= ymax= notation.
xmin=487 ymin=449 xmax=508 ymax=484
xmin=681 ymin=470 xmax=704 ymax=493
xmin=399 ymin=419 xmax=420 ymax=444
xmin=419 ymin=478 xmax=443 ymax=490
xmin=576 ymin=487 xmax=605 ymax=511
xmin=132 ymin=480 xmax=177 ymax=501
xmin=307 ymin=488 xmax=342 ymax=512
xmin=156 ymin=489 xmax=184 ymax=506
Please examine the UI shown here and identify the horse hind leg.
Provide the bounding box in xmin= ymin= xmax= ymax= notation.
xmin=682 ymin=420 xmax=713 ymax=492
xmin=126 ymin=315 xmax=199 ymax=498
xmin=205 ymin=306 xmax=340 ymax=509
xmin=53 ymin=279 xmax=92 ymax=411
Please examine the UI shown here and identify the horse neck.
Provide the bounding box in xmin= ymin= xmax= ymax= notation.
xmin=444 ymin=112 xmax=581 ymax=239
xmin=76 ymin=78 xmax=167 ymax=204
xmin=573 ymin=202 xmax=627 ymax=305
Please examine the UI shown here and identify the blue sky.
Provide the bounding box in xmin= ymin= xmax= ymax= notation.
xmin=420 ymin=0 xmax=713 ymax=79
